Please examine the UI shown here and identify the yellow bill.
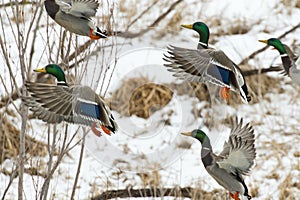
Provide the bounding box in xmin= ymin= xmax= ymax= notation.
xmin=34 ymin=67 xmax=47 ymax=73
xmin=181 ymin=132 xmax=192 ymax=136
xmin=181 ymin=24 xmax=193 ymax=29
xmin=258 ymin=39 xmax=268 ymax=44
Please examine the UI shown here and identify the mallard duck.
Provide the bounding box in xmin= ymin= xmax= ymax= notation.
xmin=181 ymin=117 xmax=256 ymax=200
xmin=163 ymin=22 xmax=251 ymax=103
xmin=44 ymin=0 xmax=107 ymax=40
xmin=23 ymin=64 xmax=118 ymax=137
xmin=259 ymin=38 xmax=300 ymax=85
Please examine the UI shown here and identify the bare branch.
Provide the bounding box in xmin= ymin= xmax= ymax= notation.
xmin=12 ymin=1 xmax=29 ymax=199
xmin=113 ymin=0 xmax=184 ymax=38
xmin=28 ymin=0 xmax=44 ymax=72
xmin=127 ymin=0 xmax=159 ymax=29
xmin=243 ymin=66 xmax=283 ymax=76
xmin=60 ymin=40 xmax=94 ymax=67
xmin=39 ymin=125 xmax=57 ymax=200
xmin=70 ymin=133 xmax=86 ymax=200
xmin=39 ymin=126 xmax=83 ymax=200
xmin=1 ymin=166 xmax=18 ymax=200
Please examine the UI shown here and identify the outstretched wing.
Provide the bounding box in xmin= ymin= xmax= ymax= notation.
xmin=163 ymin=45 xmax=236 ymax=88
xmin=23 ymin=82 xmax=118 ymax=132
xmin=216 ymin=117 xmax=256 ymax=176
xmin=23 ymin=81 xmax=75 ymax=123
xmin=23 ymin=82 xmax=97 ymax=125
xmin=56 ymin=0 xmax=99 ymax=18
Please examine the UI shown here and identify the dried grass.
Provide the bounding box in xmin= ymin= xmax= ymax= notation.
xmin=266 ymin=172 xmax=280 ymax=180
xmin=279 ymin=174 xmax=298 ymax=200
xmin=138 ymin=170 xmax=161 ymax=188
xmin=109 ymin=76 xmax=173 ymax=118
xmin=153 ymin=9 xmax=183 ymax=39
xmin=278 ymin=0 xmax=300 ymax=15
xmin=109 ymin=71 xmax=280 ymax=119
xmin=92 ymin=185 xmax=231 ymax=200
xmin=293 ymin=151 xmax=300 ymax=157
xmin=167 ymin=82 xmax=210 ymax=102
xmin=220 ymin=19 xmax=251 ymax=36
xmin=0 ymin=111 xmax=48 ymax=165
xmin=118 ymin=0 xmax=138 ymax=17
xmin=229 ymin=72 xmax=281 ymax=105
xmin=250 ymin=185 xmax=259 ymax=198
xmin=296 ymin=0 xmax=300 ymax=8
xmin=129 ymin=83 xmax=173 ymax=118
xmin=281 ymin=0 xmax=293 ymax=7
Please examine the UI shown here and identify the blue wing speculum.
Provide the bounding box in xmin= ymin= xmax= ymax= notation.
xmin=207 ymin=65 xmax=232 ymax=85
xmin=76 ymin=101 xmax=101 ymax=120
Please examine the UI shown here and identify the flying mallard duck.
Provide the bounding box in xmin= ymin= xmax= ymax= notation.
xmin=44 ymin=0 xmax=107 ymax=40
xmin=23 ymin=64 xmax=118 ymax=137
xmin=259 ymin=38 xmax=300 ymax=85
xmin=181 ymin=117 xmax=256 ymax=200
xmin=163 ymin=22 xmax=251 ymax=103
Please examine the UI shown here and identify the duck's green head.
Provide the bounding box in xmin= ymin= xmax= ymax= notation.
xmin=181 ymin=22 xmax=210 ymax=46
xmin=34 ymin=64 xmax=67 ymax=83
xmin=181 ymin=129 xmax=207 ymax=143
xmin=259 ymin=38 xmax=287 ymax=55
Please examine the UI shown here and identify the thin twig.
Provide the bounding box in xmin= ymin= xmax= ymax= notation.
xmin=114 ymin=0 xmax=184 ymax=38
xmin=40 ymin=125 xmax=57 ymax=200
xmin=0 ymin=76 xmax=21 ymax=110
xmin=1 ymin=166 xmax=19 ymax=200
xmin=39 ymin=126 xmax=82 ymax=200
xmin=0 ymin=9 xmax=20 ymax=98
xmin=60 ymin=40 xmax=94 ymax=68
xmin=14 ymin=1 xmax=28 ymax=199
xmin=70 ymin=130 xmax=86 ymax=200
xmin=28 ymin=0 xmax=44 ymax=72
xmin=127 ymin=0 xmax=159 ymax=29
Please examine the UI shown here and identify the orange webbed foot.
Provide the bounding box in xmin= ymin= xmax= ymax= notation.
xmin=89 ymin=28 xmax=100 ymax=40
xmin=229 ymin=192 xmax=240 ymax=200
xmin=91 ymin=123 xmax=102 ymax=137
xmin=101 ymin=125 xmax=111 ymax=136
xmin=219 ymin=87 xmax=230 ymax=100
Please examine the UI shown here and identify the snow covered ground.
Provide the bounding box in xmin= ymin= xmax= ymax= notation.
xmin=1 ymin=0 xmax=300 ymax=199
